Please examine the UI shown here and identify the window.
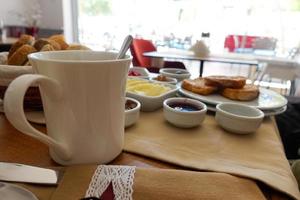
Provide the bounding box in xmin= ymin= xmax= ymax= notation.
xmin=75 ymin=0 xmax=300 ymax=55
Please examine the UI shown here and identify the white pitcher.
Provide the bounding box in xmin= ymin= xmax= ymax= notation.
xmin=4 ymin=51 xmax=131 ymax=165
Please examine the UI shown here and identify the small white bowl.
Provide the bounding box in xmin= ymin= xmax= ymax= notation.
xmin=128 ymin=67 xmax=150 ymax=79
xmin=125 ymin=97 xmax=141 ymax=128
xmin=159 ymin=68 xmax=191 ymax=81
xmin=150 ymin=76 xmax=177 ymax=84
xmin=215 ymin=103 xmax=264 ymax=134
xmin=163 ymin=97 xmax=207 ymax=128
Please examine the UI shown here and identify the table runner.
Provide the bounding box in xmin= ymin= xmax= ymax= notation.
xmin=124 ymin=110 xmax=300 ymax=199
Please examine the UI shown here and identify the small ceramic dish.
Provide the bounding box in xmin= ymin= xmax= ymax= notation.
xmin=163 ymin=97 xmax=207 ymax=128
xmin=150 ymin=75 xmax=177 ymax=84
xmin=126 ymin=78 xmax=178 ymax=112
xmin=128 ymin=67 xmax=150 ymax=79
xmin=0 ymin=182 xmax=38 ymax=200
xmin=125 ymin=97 xmax=141 ymax=128
xmin=159 ymin=68 xmax=191 ymax=81
xmin=215 ymin=103 xmax=264 ymax=134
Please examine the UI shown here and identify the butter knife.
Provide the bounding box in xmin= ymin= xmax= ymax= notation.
xmin=0 ymin=162 xmax=59 ymax=185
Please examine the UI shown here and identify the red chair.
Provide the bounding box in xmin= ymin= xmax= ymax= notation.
xmin=224 ymin=35 xmax=258 ymax=52
xmin=130 ymin=38 xmax=186 ymax=73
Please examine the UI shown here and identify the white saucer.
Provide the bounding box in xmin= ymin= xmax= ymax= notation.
xmin=178 ymin=86 xmax=287 ymax=110
xmin=0 ymin=182 xmax=38 ymax=200
xmin=176 ymin=93 xmax=287 ymax=116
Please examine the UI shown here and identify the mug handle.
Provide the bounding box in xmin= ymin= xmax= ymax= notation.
xmin=4 ymin=74 xmax=71 ymax=160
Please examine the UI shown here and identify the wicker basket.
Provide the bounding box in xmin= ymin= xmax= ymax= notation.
xmin=0 ymin=85 xmax=43 ymax=110
xmin=0 ymin=64 xmax=43 ymax=110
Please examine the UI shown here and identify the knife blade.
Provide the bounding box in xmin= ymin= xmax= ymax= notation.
xmin=0 ymin=162 xmax=59 ymax=185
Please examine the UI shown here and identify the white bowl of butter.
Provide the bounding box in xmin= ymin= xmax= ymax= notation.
xmin=126 ymin=78 xmax=178 ymax=112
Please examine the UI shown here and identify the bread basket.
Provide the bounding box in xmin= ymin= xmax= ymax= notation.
xmin=0 ymin=52 xmax=42 ymax=110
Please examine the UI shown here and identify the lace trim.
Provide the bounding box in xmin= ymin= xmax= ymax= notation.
xmin=85 ymin=165 xmax=136 ymax=200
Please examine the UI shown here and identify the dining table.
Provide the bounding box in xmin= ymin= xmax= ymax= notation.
xmin=143 ymin=50 xmax=260 ymax=77
xmin=0 ymin=106 xmax=299 ymax=200
xmin=143 ymin=50 xmax=300 ymax=82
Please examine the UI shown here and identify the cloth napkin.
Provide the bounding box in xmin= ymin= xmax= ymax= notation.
xmin=49 ymin=165 xmax=266 ymax=200
xmin=124 ymin=110 xmax=300 ymax=200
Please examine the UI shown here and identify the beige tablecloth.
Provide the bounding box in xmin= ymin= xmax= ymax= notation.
xmin=124 ymin=110 xmax=300 ymax=199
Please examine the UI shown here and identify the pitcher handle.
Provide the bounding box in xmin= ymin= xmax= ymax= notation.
xmin=4 ymin=74 xmax=71 ymax=161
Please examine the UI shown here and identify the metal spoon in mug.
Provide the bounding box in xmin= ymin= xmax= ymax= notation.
xmin=116 ymin=35 xmax=133 ymax=59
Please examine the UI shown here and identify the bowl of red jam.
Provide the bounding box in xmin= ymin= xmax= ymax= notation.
xmin=163 ymin=97 xmax=207 ymax=128
xmin=125 ymin=97 xmax=141 ymax=128
xmin=128 ymin=67 xmax=149 ymax=79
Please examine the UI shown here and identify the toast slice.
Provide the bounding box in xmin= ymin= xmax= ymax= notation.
xmin=221 ymin=84 xmax=259 ymax=101
xmin=182 ymin=78 xmax=218 ymax=95
xmin=204 ymin=76 xmax=246 ymax=89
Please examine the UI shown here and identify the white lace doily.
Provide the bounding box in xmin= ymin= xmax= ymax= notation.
xmin=85 ymin=165 xmax=136 ymax=200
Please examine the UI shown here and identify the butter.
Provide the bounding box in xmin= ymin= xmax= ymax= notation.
xmin=126 ymin=79 xmax=171 ymax=96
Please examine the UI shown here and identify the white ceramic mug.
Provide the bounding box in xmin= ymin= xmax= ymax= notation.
xmin=4 ymin=51 xmax=131 ymax=165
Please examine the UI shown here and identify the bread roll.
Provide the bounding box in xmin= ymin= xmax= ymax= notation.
xmin=221 ymin=84 xmax=259 ymax=101
xmin=49 ymin=35 xmax=69 ymax=50
xmin=7 ymin=44 xmax=36 ymax=65
xmin=47 ymin=39 xmax=61 ymax=50
xmin=40 ymin=44 xmax=56 ymax=51
xmin=8 ymin=34 xmax=35 ymax=58
xmin=182 ymin=78 xmax=218 ymax=95
xmin=33 ymin=39 xmax=50 ymax=51
xmin=204 ymin=76 xmax=246 ymax=89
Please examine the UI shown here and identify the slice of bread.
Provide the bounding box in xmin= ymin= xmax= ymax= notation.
xmin=221 ymin=84 xmax=259 ymax=101
xmin=182 ymin=78 xmax=218 ymax=95
xmin=204 ymin=75 xmax=246 ymax=89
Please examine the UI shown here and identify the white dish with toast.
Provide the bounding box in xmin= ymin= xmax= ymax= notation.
xmin=178 ymin=76 xmax=287 ymax=111
xmin=179 ymin=86 xmax=287 ymax=111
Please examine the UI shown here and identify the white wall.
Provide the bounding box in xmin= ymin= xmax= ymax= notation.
xmin=39 ymin=0 xmax=63 ymax=29
xmin=0 ymin=0 xmax=63 ymax=29
xmin=0 ymin=0 xmax=27 ymax=26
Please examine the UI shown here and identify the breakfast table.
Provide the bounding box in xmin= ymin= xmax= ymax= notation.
xmin=0 ymin=108 xmax=299 ymax=200
xmin=143 ymin=50 xmax=259 ymax=77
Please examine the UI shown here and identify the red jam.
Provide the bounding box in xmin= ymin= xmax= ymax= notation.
xmin=168 ymin=102 xmax=201 ymax=112
xmin=128 ymin=71 xmax=142 ymax=76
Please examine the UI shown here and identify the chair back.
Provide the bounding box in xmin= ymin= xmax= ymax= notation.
xmin=253 ymin=37 xmax=277 ymax=50
xmin=130 ymin=38 xmax=157 ymax=67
